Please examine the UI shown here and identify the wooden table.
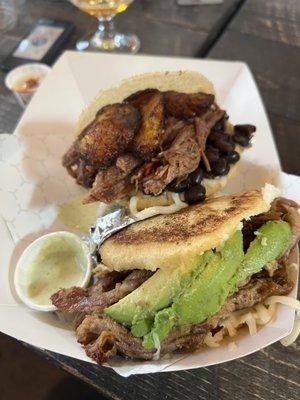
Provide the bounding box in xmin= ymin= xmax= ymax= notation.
xmin=1 ymin=1 xmax=299 ymax=399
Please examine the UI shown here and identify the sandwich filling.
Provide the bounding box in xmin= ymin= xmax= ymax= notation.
xmin=51 ymin=197 xmax=300 ymax=363
xmin=63 ymin=88 xmax=255 ymax=206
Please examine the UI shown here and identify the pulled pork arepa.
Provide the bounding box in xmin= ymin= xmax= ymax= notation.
xmin=63 ymin=71 xmax=255 ymax=215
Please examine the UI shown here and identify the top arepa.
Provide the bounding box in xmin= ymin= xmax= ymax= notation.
xmin=62 ymin=71 xmax=256 ymax=211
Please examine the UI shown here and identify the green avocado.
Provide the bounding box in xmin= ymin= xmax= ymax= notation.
xmin=235 ymin=220 xmax=292 ymax=285
xmin=143 ymin=220 xmax=292 ymax=349
xmin=105 ymin=219 xmax=292 ymax=351
xmin=104 ymin=250 xmax=214 ymax=334
xmin=143 ymin=230 xmax=244 ymax=349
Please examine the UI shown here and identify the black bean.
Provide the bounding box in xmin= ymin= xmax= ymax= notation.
xmin=208 ymin=131 xmax=230 ymax=143
xmin=205 ymin=146 xmax=220 ymax=163
xmin=204 ymin=171 xmax=213 ymax=179
xmin=189 ymin=167 xmax=204 ymax=185
xmin=234 ymin=124 xmax=256 ymax=137
xmin=184 ymin=184 xmax=206 ymax=204
xmin=168 ymin=178 xmax=190 ymax=193
xmin=213 ymin=139 xmax=235 ymax=153
xmin=213 ymin=119 xmax=225 ymax=133
xmin=225 ymin=151 xmax=240 ymax=164
xmin=212 ymin=113 xmax=230 ymax=133
xmin=233 ymin=133 xmax=250 ymax=147
xmin=211 ymin=158 xmax=230 ymax=176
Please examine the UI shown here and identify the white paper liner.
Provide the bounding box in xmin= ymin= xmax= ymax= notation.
xmin=0 ymin=52 xmax=299 ymax=377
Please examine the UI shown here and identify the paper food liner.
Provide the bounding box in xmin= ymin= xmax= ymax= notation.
xmin=0 ymin=52 xmax=299 ymax=377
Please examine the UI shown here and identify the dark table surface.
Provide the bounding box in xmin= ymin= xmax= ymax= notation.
xmin=1 ymin=1 xmax=299 ymax=399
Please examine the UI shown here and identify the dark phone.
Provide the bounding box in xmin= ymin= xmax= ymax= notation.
xmin=1 ymin=19 xmax=74 ymax=71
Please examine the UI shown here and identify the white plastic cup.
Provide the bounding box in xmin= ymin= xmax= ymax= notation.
xmin=5 ymin=63 xmax=51 ymax=108
xmin=14 ymin=231 xmax=92 ymax=312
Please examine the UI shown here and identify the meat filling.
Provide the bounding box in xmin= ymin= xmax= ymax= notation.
xmin=62 ymin=89 xmax=255 ymax=204
xmin=51 ymin=198 xmax=298 ymax=363
xmin=76 ymin=267 xmax=293 ymax=363
xmin=51 ymin=270 xmax=153 ymax=313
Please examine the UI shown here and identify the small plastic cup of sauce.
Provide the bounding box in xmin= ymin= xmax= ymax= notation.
xmin=14 ymin=231 xmax=92 ymax=312
xmin=5 ymin=63 xmax=51 ymax=108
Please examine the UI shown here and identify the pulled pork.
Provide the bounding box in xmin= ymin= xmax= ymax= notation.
xmin=132 ymin=108 xmax=225 ymax=196
xmin=62 ymin=89 xmax=234 ymax=203
xmin=83 ymin=154 xmax=141 ymax=204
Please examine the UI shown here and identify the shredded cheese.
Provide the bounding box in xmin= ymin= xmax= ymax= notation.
xmin=254 ymin=304 xmax=271 ymax=325
xmin=280 ymin=315 xmax=300 ymax=347
xmin=129 ymin=193 xmax=187 ymax=220
xmin=264 ymin=296 xmax=300 ymax=346
xmin=267 ymin=303 xmax=278 ymax=321
xmin=228 ymin=342 xmax=237 ymax=351
xmin=264 ymin=296 xmax=300 ymax=311
xmin=243 ymin=313 xmax=257 ymax=336
xmin=203 ymin=295 xmax=300 ymax=350
xmin=204 ymin=331 xmax=224 ymax=348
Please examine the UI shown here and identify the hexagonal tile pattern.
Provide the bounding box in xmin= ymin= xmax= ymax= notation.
xmin=0 ymin=133 xmax=81 ymax=242
xmin=0 ymin=165 xmax=24 ymax=192
xmin=0 ymin=191 xmax=20 ymax=221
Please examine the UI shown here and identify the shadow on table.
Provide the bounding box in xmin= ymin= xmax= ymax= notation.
xmin=43 ymin=377 xmax=107 ymax=400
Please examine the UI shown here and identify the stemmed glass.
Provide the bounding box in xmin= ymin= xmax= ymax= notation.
xmin=69 ymin=0 xmax=140 ymax=53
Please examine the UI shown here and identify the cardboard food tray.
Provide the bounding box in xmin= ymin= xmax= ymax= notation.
xmin=0 ymin=52 xmax=298 ymax=377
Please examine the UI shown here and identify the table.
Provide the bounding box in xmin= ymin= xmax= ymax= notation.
xmin=1 ymin=1 xmax=299 ymax=399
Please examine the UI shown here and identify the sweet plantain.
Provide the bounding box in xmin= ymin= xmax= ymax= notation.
xmin=78 ymin=103 xmax=141 ymax=168
xmin=130 ymin=91 xmax=164 ymax=160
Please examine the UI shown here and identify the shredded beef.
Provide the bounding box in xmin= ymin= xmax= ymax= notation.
xmin=140 ymin=124 xmax=200 ymax=195
xmin=51 ymin=270 xmax=153 ymax=313
xmin=83 ymin=154 xmax=141 ymax=203
xmin=62 ymin=86 xmax=232 ymax=203
xmin=133 ymin=108 xmax=225 ymax=196
xmin=164 ymin=91 xmax=215 ymax=119
xmin=161 ymin=118 xmax=186 ymax=149
xmin=115 ymin=154 xmax=141 ymax=174
xmin=76 ymin=266 xmax=293 ymax=363
xmin=83 ymin=165 xmax=133 ymax=204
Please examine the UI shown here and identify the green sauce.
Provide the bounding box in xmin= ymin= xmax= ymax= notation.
xmin=26 ymin=235 xmax=86 ymax=306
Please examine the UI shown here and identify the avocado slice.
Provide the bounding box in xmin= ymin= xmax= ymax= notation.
xmin=143 ymin=230 xmax=244 ymax=349
xmin=104 ymin=250 xmax=214 ymax=333
xmin=105 ymin=220 xmax=292 ymax=350
xmin=143 ymin=220 xmax=292 ymax=349
xmin=236 ymin=220 xmax=292 ymax=285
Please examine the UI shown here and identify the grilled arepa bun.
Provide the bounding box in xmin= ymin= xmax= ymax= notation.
xmin=100 ymin=185 xmax=279 ymax=271
xmin=75 ymin=71 xmax=242 ymax=207
xmin=77 ymin=71 xmax=215 ymax=135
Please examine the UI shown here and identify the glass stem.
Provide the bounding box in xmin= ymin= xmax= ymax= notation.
xmin=97 ymin=15 xmax=116 ymax=40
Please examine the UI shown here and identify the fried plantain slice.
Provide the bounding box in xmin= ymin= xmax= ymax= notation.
xmin=125 ymin=89 xmax=160 ymax=109
xmin=130 ymin=91 xmax=164 ymax=160
xmin=78 ymin=103 xmax=141 ymax=168
xmin=164 ymin=91 xmax=214 ymax=119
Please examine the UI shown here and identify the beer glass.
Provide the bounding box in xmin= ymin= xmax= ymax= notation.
xmin=69 ymin=0 xmax=140 ymax=53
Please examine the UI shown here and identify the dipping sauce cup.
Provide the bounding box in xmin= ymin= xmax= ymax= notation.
xmin=5 ymin=63 xmax=51 ymax=108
